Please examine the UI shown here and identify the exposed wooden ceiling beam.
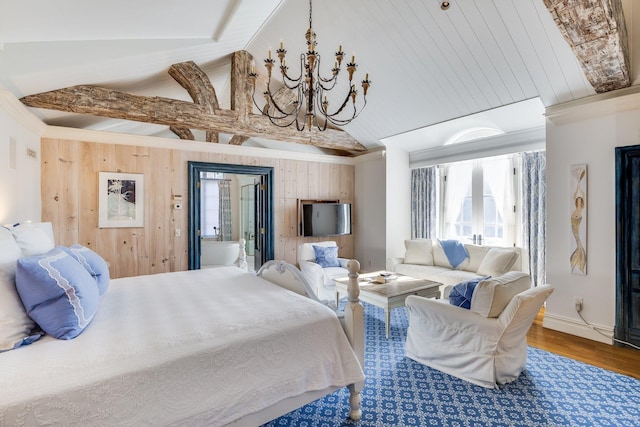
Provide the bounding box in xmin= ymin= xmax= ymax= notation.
xmin=229 ymin=135 xmax=250 ymax=145
xmin=169 ymin=126 xmax=195 ymax=140
xmin=168 ymin=61 xmax=219 ymax=143
xmin=20 ymin=84 xmax=366 ymax=152
xmin=544 ymin=0 xmax=630 ymax=93
xmin=231 ymin=50 xmax=254 ymax=122
xmin=20 ymin=50 xmax=365 ymax=153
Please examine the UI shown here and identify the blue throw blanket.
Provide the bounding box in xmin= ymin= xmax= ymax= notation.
xmin=448 ymin=276 xmax=490 ymax=309
xmin=438 ymin=239 xmax=468 ymax=269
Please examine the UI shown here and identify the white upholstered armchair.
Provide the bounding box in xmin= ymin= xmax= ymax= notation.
xmin=297 ymin=241 xmax=349 ymax=303
xmin=405 ymin=272 xmax=554 ymax=389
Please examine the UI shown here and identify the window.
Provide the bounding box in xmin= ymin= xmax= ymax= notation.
xmin=200 ymin=172 xmax=224 ymax=238
xmin=439 ymin=156 xmax=519 ymax=247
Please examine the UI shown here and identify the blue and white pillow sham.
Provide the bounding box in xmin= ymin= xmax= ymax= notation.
xmin=313 ymin=245 xmax=341 ymax=268
xmin=60 ymin=244 xmax=110 ymax=296
xmin=16 ymin=247 xmax=100 ymax=340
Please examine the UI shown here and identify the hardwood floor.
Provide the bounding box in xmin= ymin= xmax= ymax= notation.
xmin=527 ymin=308 xmax=640 ymax=379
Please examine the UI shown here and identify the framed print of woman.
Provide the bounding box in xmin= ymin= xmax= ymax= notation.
xmin=570 ymin=164 xmax=587 ymax=274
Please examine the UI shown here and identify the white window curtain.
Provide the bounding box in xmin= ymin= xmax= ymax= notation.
xmin=442 ymin=162 xmax=472 ymax=238
xmin=483 ymin=157 xmax=517 ymax=246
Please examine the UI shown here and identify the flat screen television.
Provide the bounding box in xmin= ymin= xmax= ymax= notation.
xmin=301 ymin=203 xmax=352 ymax=237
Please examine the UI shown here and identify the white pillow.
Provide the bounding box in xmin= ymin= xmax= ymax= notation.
xmin=470 ymin=271 xmax=531 ymax=318
xmin=259 ymin=266 xmax=308 ymax=297
xmin=476 ymin=247 xmax=519 ymax=277
xmin=432 ymin=240 xmax=449 ymax=267
xmin=0 ymin=227 xmax=39 ymax=351
xmin=10 ymin=222 xmax=55 ymax=257
xmin=404 ymin=239 xmax=433 ymax=265
xmin=463 ymin=244 xmax=491 ymax=273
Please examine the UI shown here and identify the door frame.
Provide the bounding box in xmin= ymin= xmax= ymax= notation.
xmin=614 ymin=146 xmax=640 ymax=348
xmin=188 ymin=161 xmax=274 ymax=270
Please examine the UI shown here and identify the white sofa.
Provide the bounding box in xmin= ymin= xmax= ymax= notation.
xmin=387 ymin=239 xmax=527 ymax=289
xmin=405 ymin=272 xmax=554 ymax=388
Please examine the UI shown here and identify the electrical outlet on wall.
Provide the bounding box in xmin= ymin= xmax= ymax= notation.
xmin=574 ymin=297 xmax=583 ymax=312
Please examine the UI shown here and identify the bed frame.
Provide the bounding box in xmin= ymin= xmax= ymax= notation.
xmin=232 ymin=259 xmax=364 ymax=426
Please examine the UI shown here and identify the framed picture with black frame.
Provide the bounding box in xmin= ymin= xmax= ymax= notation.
xmin=98 ymin=172 xmax=144 ymax=228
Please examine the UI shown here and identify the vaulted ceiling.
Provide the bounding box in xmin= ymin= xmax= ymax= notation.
xmin=0 ymin=0 xmax=636 ymax=155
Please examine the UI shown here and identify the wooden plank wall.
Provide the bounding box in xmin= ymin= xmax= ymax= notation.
xmin=40 ymin=138 xmax=354 ymax=279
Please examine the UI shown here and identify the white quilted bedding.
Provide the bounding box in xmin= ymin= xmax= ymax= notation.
xmin=0 ymin=267 xmax=364 ymax=426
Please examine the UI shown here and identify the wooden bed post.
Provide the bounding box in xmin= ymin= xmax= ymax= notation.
xmin=344 ymin=259 xmax=364 ymax=421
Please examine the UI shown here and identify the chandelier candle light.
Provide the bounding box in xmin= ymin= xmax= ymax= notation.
xmin=248 ymin=0 xmax=370 ymax=131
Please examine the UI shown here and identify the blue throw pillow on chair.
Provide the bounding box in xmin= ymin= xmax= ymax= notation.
xmin=313 ymin=245 xmax=341 ymax=268
xmin=449 ymin=276 xmax=490 ymax=309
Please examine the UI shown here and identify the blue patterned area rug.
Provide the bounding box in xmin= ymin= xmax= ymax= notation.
xmin=263 ymin=302 xmax=640 ymax=427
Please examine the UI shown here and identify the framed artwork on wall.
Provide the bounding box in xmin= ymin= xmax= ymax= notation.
xmin=570 ymin=164 xmax=587 ymax=275
xmin=98 ymin=172 xmax=144 ymax=228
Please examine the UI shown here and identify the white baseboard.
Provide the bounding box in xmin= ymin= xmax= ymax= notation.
xmin=542 ymin=312 xmax=613 ymax=345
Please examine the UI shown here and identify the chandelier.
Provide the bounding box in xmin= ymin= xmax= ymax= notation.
xmin=248 ymin=0 xmax=370 ymax=131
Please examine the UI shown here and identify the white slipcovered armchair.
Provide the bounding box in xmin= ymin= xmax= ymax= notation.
xmin=297 ymin=241 xmax=349 ymax=303
xmin=405 ymin=272 xmax=554 ymax=389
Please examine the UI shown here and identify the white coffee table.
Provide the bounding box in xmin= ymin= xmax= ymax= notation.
xmin=334 ymin=271 xmax=442 ymax=338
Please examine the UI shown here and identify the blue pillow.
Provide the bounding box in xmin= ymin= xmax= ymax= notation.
xmin=449 ymin=276 xmax=490 ymax=309
xmin=313 ymin=245 xmax=341 ymax=268
xmin=15 ymin=248 xmax=100 ymax=340
xmin=60 ymin=244 xmax=110 ymax=296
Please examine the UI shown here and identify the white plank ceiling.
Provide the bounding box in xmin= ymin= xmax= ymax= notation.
xmin=0 ymin=0 xmax=636 ymax=154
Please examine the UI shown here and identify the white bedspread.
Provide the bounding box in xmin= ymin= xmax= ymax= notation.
xmin=0 ymin=267 xmax=364 ymax=426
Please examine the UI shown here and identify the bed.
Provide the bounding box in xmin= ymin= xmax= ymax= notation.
xmin=0 ymin=245 xmax=365 ymax=426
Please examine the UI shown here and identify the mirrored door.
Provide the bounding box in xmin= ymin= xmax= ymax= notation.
xmin=188 ymin=162 xmax=274 ymax=270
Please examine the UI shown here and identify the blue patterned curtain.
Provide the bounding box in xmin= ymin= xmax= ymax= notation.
xmin=521 ymin=151 xmax=546 ymax=286
xmin=218 ymin=180 xmax=232 ymax=241
xmin=411 ymin=167 xmax=437 ymax=239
